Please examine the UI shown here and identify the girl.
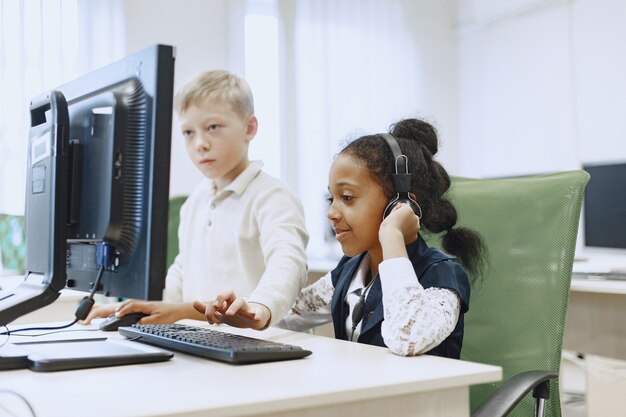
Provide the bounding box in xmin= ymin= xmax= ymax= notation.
xmin=195 ymin=118 xmax=484 ymax=358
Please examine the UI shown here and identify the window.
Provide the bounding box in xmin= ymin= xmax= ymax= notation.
xmin=0 ymin=0 xmax=124 ymax=214
xmin=0 ymin=0 xmax=75 ymax=214
xmin=244 ymin=11 xmax=281 ymax=179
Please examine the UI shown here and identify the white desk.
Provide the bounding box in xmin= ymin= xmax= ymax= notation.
xmin=563 ymin=278 xmax=626 ymax=361
xmin=0 ymin=322 xmax=501 ymax=417
xmin=0 ymin=275 xmax=84 ymax=324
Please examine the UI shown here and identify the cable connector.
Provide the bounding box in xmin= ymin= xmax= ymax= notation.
xmin=75 ymin=242 xmax=115 ymax=321
xmin=96 ymin=241 xmax=114 ymax=268
xmin=75 ymin=296 xmax=95 ymax=321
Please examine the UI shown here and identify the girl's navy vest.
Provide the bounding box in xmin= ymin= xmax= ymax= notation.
xmin=329 ymin=237 xmax=470 ymax=359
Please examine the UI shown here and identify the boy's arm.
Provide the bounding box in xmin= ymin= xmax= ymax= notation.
xmin=199 ymin=274 xmax=334 ymax=331
xmin=246 ymin=185 xmax=309 ymax=326
xmin=192 ymin=292 xmax=271 ymax=330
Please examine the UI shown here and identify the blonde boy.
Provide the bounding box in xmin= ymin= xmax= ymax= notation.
xmin=85 ymin=70 xmax=308 ymax=329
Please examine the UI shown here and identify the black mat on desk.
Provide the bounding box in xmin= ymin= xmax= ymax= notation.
xmin=1 ymin=337 xmax=173 ymax=372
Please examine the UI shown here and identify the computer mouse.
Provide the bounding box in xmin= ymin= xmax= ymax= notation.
xmin=99 ymin=312 xmax=149 ymax=331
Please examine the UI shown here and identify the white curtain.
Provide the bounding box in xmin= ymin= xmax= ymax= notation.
xmin=0 ymin=0 xmax=125 ymax=214
xmin=280 ymin=0 xmax=425 ymax=258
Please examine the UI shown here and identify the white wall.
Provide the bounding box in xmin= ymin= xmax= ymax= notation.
xmin=122 ymin=0 xmax=626 ymax=234
xmin=122 ymin=0 xmax=235 ymax=197
xmin=279 ymin=1 xmax=459 ymax=256
xmin=401 ymin=1 xmax=460 ymax=172
xmin=120 ymin=0 xmax=460 ymax=203
xmin=572 ymin=0 xmax=626 ymax=164
xmin=457 ymin=0 xmax=626 ymax=178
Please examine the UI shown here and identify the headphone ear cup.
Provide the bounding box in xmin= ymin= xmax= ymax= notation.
xmin=383 ymin=200 xmax=398 ymax=219
xmin=407 ymin=199 xmax=423 ymax=219
xmin=383 ymin=197 xmax=422 ymax=219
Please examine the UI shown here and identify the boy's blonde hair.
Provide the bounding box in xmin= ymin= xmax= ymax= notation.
xmin=174 ymin=70 xmax=254 ymax=118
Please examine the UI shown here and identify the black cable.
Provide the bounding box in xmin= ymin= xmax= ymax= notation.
xmin=0 ymin=243 xmax=113 ymax=340
xmin=0 ymin=389 xmax=37 ymax=417
xmin=5 ymin=328 xmax=99 ymax=338
xmin=0 ymin=264 xmax=105 ymax=337
xmin=74 ymin=265 xmax=105 ymax=321
xmin=0 ymin=325 xmax=9 ymax=348
xmin=349 ymin=273 xmax=377 ymax=342
xmin=0 ymin=319 xmax=79 ymax=336
xmin=87 ymin=266 xmax=106 ymax=300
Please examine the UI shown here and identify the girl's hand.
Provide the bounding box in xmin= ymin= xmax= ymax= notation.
xmin=379 ymin=203 xmax=421 ymax=260
xmin=379 ymin=203 xmax=420 ymax=244
xmin=193 ymin=289 xmax=271 ymax=330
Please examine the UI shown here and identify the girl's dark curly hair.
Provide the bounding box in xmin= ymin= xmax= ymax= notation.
xmin=340 ymin=118 xmax=485 ymax=280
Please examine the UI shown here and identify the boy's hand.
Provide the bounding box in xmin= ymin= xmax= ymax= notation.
xmin=114 ymin=300 xmax=199 ymax=324
xmin=80 ymin=303 xmax=119 ymax=325
xmin=193 ymin=290 xmax=271 ymax=330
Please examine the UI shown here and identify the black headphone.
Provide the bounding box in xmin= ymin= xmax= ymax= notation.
xmin=380 ymin=133 xmax=422 ymax=219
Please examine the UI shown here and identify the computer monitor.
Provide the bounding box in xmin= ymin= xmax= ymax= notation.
xmin=582 ymin=162 xmax=626 ymax=251
xmin=0 ymin=45 xmax=175 ymax=326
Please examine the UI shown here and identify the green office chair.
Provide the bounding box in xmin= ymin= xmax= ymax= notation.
xmin=167 ymin=196 xmax=188 ymax=270
xmin=0 ymin=214 xmax=27 ymax=275
xmin=424 ymin=170 xmax=589 ymax=417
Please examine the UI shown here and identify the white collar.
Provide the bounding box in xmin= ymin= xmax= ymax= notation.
xmin=209 ymin=160 xmax=264 ymax=197
xmin=347 ymin=254 xmax=371 ymax=295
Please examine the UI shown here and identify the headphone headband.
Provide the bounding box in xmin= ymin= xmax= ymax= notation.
xmin=380 ymin=133 xmax=408 ymax=175
xmin=379 ymin=133 xmax=411 ymax=194
xmin=379 ymin=133 xmax=423 ymax=219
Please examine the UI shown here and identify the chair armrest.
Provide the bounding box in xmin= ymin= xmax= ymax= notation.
xmin=471 ymin=370 xmax=558 ymax=417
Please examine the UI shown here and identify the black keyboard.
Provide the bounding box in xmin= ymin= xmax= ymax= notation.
xmin=572 ymin=271 xmax=626 ymax=281
xmin=118 ymin=324 xmax=312 ymax=364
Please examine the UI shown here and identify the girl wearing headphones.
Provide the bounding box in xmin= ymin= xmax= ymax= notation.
xmin=196 ymin=118 xmax=485 ymax=358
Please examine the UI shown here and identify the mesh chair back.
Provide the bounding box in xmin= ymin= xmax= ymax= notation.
xmin=167 ymin=196 xmax=188 ymax=270
xmin=425 ymin=171 xmax=589 ymax=417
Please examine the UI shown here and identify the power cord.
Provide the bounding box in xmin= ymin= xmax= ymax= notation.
xmin=75 ymin=241 xmax=114 ymax=321
xmin=73 ymin=265 xmax=106 ymax=321
xmin=0 ymin=242 xmax=113 ymax=339
xmin=0 ymin=325 xmax=9 ymax=348
xmin=0 ymin=389 xmax=37 ymax=417
xmin=4 ymin=328 xmax=99 ymax=338
xmin=0 ymin=320 xmax=79 ymax=337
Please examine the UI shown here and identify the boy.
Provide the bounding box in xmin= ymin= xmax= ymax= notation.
xmin=84 ymin=70 xmax=308 ymax=330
